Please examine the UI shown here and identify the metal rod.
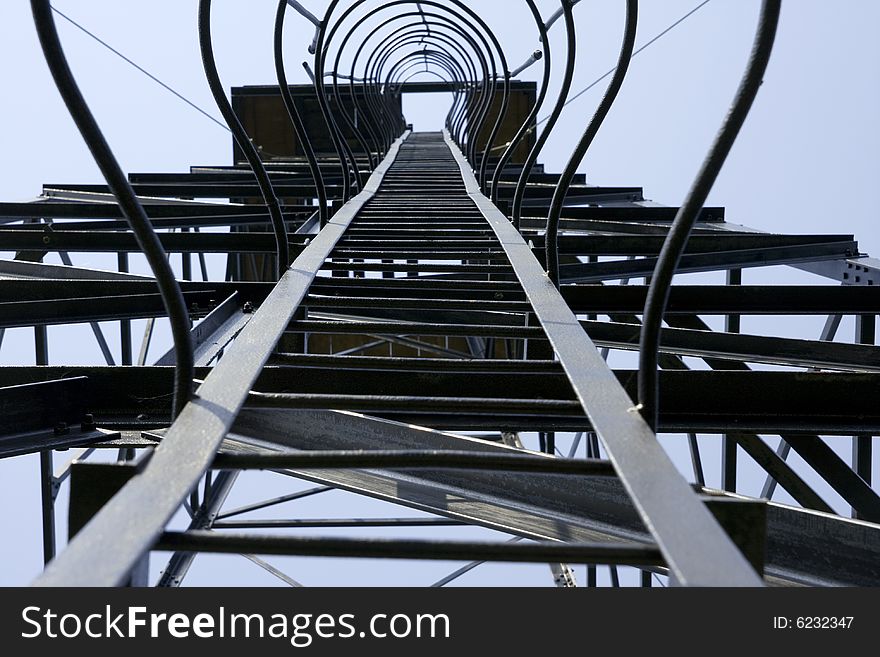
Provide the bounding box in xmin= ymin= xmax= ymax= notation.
xmin=157 ymin=531 xmax=664 ymax=565
xmin=217 ymin=486 xmax=333 ymax=521
xmin=212 ymin=450 xmax=616 ymax=476
xmin=242 ymin=553 xmax=304 ymax=587
xmin=276 ymin=0 xmax=329 ymax=226
xmin=33 ymin=134 xmax=410 ymax=587
xmin=198 ymin=0 xmax=290 ymax=278
xmin=30 ymin=0 xmax=194 ymax=417
xmin=545 ymin=0 xmax=638 ymax=286
xmin=638 ymin=0 xmax=782 ymax=431
xmin=511 ymin=0 xmax=577 ymax=229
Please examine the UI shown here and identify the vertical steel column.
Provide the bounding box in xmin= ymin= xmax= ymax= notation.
xmin=182 ymin=227 xmax=193 ymax=281
xmin=587 ymin=566 xmax=597 ymax=587
xmin=722 ymin=268 xmax=741 ymax=492
xmin=853 ymin=313 xmax=875 ymax=518
xmin=35 ymin=325 xmax=55 ymax=564
xmin=118 ymin=253 xmax=133 ymax=365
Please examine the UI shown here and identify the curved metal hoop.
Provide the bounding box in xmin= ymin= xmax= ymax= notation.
xmin=638 ymin=0 xmax=782 ymax=431
xmin=30 ymin=0 xmax=195 ymax=419
xmin=198 ymin=0 xmax=290 ymax=279
xmin=545 ymin=0 xmax=639 ymax=286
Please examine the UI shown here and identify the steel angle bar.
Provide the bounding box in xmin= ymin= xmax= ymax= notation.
xmin=0 ymin=258 xmax=154 ymax=281
xmin=230 ymin=431 xmax=880 ymax=585
xmin=443 ymin=130 xmax=761 ymax=586
xmin=43 ymin=182 xmax=343 ymax=201
xmin=710 ymin=206 xmax=880 ymax=287
xmin=40 ymin=187 xmax=247 ymax=205
xmin=559 ymin=242 xmax=859 ymax=283
xmin=0 ymin=378 xmax=92 ymax=458
xmin=226 ymin=408 xmax=877 ymax=585
xmin=157 ymin=470 xmax=238 ymax=587
xmin=515 ymin=188 xmax=644 ymax=206
xmin=302 ymin=309 xmax=529 ymax=329
xmin=0 ymin=279 xmax=272 ymax=304
xmin=225 ymin=418 xmax=629 ymax=546
xmin=128 ymin=172 xmax=325 ymax=184
xmin=0 ymin=200 xmax=299 ymax=219
xmin=781 ymin=434 xmax=880 ymax=523
xmin=32 ymin=132 xmax=410 ymax=587
xmin=245 ymin=393 xmax=581 ymax=416
xmin=305 ymin=294 xmax=530 ymax=312
xmin=287 ymin=320 xmax=542 ymax=338
xmin=155 ymin=293 xmax=248 ymax=367
xmin=3 ymin=215 xmax=312 ymax=233
xmin=0 ymin=230 xmax=288 ymax=254
xmin=560 ymin=284 xmax=880 ymax=316
xmin=241 ymin=554 xmax=304 ymax=587
xmin=0 ymin=293 xmax=216 ymax=330
xmin=214 ymin=518 xmax=463 ymax=529
xmin=268 ymin=354 xmax=560 ymax=372
xmin=216 ymin=486 xmax=332 ymax=520
xmin=526 ymin=205 xmax=725 ymax=224
xmin=212 ymin=450 xmax=615 ymax=476
xmin=579 ymin=319 xmax=880 ymax=372
xmin=155 ymin=531 xmax=663 ymax=566
xmin=7 ymin=365 xmax=880 ymax=428
xmin=535 ymin=233 xmax=856 ymax=256
xmin=2 ymin=427 xmax=110 ymax=462
xmin=796 ymin=255 xmax=880 ymax=287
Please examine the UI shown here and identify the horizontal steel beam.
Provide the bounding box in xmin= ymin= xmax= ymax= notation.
xmin=33 ymin=133 xmax=411 ymax=587
xmin=212 ymin=449 xmax=616 ymax=476
xmin=227 ymin=409 xmax=879 ymax=585
xmin=560 ymin=284 xmax=880 ymax=315
xmin=155 ymin=532 xmax=664 ymax=565
xmin=523 ymin=205 xmax=724 ymax=223
xmin=444 ymin=130 xmax=762 ymax=585
xmin=0 ymin=378 xmax=104 ymax=457
xmin=531 ymin=233 xmax=857 ymax=256
xmin=0 ymin=201 xmax=316 ymax=219
xmin=0 ymin=292 xmax=217 ymax=329
xmin=0 ymin=229 xmax=309 ymax=254
xmin=4 ymin=365 xmax=879 ymax=433
xmin=579 ymin=319 xmax=880 ymax=372
xmin=559 ymin=242 xmax=860 ymax=282
xmin=44 ymin=183 xmax=342 ymax=199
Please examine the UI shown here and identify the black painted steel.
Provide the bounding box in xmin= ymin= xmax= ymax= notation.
xmin=8 ymin=0 xmax=880 ymax=589
xmin=29 ymin=0 xmax=194 ymax=418
xmin=198 ymin=0 xmax=290 ymax=279
xmin=638 ymin=0 xmax=782 ymax=431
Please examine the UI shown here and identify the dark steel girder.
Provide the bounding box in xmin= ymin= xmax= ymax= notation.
xmin=5 ymin=365 xmax=880 ymax=433
xmin=532 ymin=233 xmax=857 ymax=257
xmin=43 ymin=183 xmax=343 ymax=199
xmin=32 ymin=133 xmax=411 ymax=587
xmin=0 ymin=229 xmax=309 ymax=254
xmin=222 ymin=409 xmax=878 ymax=586
xmin=559 ymin=242 xmax=860 ymax=282
xmin=560 ymin=284 xmax=880 ymax=315
xmin=446 ymin=131 xmax=761 ymax=585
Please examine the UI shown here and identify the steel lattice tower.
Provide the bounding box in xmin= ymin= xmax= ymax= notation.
xmin=2 ymin=0 xmax=877 ymax=587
